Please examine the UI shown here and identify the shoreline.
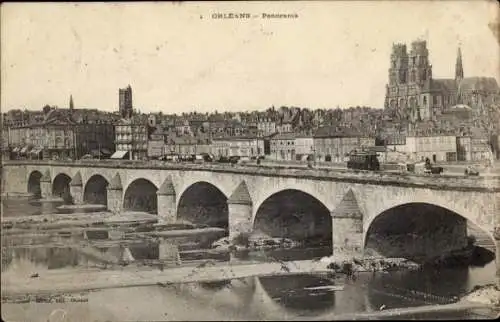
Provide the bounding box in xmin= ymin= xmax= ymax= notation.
xmin=1 ymin=259 xmax=331 ymax=297
xmin=298 ymin=301 xmax=498 ymax=320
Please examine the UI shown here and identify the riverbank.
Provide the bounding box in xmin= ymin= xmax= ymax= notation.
xmin=299 ymin=301 xmax=498 ymax=320
xmin=462 ymin=284 xmax=500 ymax=307
xmin=1 ymin=259 xmax=331 ymax=297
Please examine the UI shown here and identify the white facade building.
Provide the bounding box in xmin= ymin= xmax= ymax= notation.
xmin=294 ymin=135 xmax=314 ymax=159
xmin=405 ymin=135 xmax=457 ymax=162
xmin=211 ymin=137 xmax=264 ymax=157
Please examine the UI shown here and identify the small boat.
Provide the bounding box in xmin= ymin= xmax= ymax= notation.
xmin=303 ymin=285 xmax=345 ymax=291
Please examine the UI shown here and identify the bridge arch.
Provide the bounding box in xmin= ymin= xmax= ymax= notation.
xmin=253 ymin=189 xmax=332 ymax=255
xmin=52 ymin=173 xmax=72 ymax=204
xmin=177 ymin=181 xmax=229 ymax=229
xmin=123 ymin=178 xmax=158 ymax=214
xmin=364 ymin=202 xmax=496 ymax=262
xmin=361 ymin=188 xmax=496 ymax=245
xmin=27 ymin=170 xmax=43 ymax=198
xmin=251 ymin=180 xmax=334 ymax=222
xmin=84 ymin=175 xmax=109 ymax=205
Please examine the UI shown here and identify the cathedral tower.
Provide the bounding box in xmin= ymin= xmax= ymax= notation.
xmin=388 ymin=43 xmax=409 ymax=86
xmin=408 ymin=40 xmax=432 ymax=86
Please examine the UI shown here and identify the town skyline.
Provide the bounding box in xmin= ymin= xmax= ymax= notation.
xmin=2 ymin=1 xmax=499 ymax=114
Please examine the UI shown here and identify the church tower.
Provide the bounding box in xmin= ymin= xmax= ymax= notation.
xmin=384 ymin=43 xmax=408 ymax=113
xmin=408 ymin=40 xmax=432 ymax=86
xmin=69 ymin=95 xmax=74 ymax=110
xmin=455 ymin=47 xmax=464 ymax=82
xmin=388 ymin=43 xmax=409 ymax=86
xmin=119 ymin=85 xmax=133 ymax=119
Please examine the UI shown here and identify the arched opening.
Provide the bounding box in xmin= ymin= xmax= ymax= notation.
xmin=123 ymin=179 xmax=158 ymax=214
xmin=365 ymin=203 xmax=495 ymax=266
xmin=27 ymin=170 xmax=43 ymax=199
xmin=84 ymin=175 xmax=109 ymax=205
xmin=177 ymin=182 xmax=228 ymax=229
xmin=52 ymin=173 xmax=72 ymax=204
xmin=253 ymin=190 xmax=332 ymax=260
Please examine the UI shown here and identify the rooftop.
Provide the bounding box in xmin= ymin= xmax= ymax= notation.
xmin=271 ymin=132 xmax=297 ymax=140
xmin=313 ymin=126 xmax=366 ymax=138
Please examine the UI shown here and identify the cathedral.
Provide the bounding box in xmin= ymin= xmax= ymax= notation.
xmin=384 ymin=40 xmax=500 ymax=122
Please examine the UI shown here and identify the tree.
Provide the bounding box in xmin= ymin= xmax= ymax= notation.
xmin=43 ymin=105 xmax=51 ymax=114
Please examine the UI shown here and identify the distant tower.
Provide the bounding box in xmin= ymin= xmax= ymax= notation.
xmin=388 ymin=43 xmax=409 ymax=86
xmin=455 ymin=47 xmax=464 ymax=82
xmin=69 ymin=95 xmax=74 ymax=110
xmin=384 ymin=43 xmax=409 ymax=112
xmin=408 ymin=40 xmax=432 ymax=86
xmin=119 ymin=85 xmax=133 ymax=119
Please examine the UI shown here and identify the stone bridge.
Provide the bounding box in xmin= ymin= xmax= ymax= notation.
xmin=2 ymin=160 xmax=500 ymax=267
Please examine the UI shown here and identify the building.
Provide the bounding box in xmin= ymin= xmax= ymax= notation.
xmin=456 ymin=136 xmax=472 ymax=161
xmin=211 ymin=136 xmax=263 ymax=158
xmin=1 ymin=115 xmax=9 ymax=160
xmin=294 ymin=134 xmax=314 ymax=161
xmin=470 ymin=137 xmax=494 ymax=162
xmin=119 ymin=85 xmax=133 ymax=119
xmin=491 ymin=134 xmax=500 ymax=160
xmin=384 ymin=40 xmax=500 ymax=122
xmin=257 ymin=118 xmax=277 ymax=136
xmin=375 ymin=132 xmax=409 ymax=163
xmin=8 ymin=107 xmax=114 ymax=160
xmin=313 ymin=127 xmax=375 ymax=162
xmin=174 ymin=119 xmax=193 ymax=136
xmin=74 ymin=121 xmax=114 ymax=159
xmin=404 ymin=135 xmax=457 ymax=162
xmin=114 ymin=116 xmax=148 ymax=160
xmin=165 ymin=136 xmax=211 ymax=156
xmin=276 ymin=121 xmax=292 ymax=134
xmin=270 ymin=132 xmax=297 ymax=161
xmin=147 ymin=126 xmax=167 ymax=158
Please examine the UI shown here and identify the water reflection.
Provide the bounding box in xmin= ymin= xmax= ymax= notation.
xmin=259 ymin=275 xmax=336 ymax=314
xmin=1 ymin=197 xmax=498 ymax=321
xmin=2 ymin=198 xmax=63 ymax=217
xmin=2 ymin=246 xmax=96 ymax=272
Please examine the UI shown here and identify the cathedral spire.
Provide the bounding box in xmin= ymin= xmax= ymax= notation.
xmin=69 ymin=95 xmax=74 ymax=110
xmin=455 ymin=47 xmax=464 ymax=81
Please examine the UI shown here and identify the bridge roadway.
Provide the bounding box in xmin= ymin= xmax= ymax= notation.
xmin=2 ymin=160 xmax=500 ymax=287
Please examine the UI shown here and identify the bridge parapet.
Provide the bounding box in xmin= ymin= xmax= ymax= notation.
xmin=3 ymin=160 xmax=499 ymax=192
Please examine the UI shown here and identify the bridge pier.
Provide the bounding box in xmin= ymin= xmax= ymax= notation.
xmin=107 ymin=174 xmax=123 ymax=213
xmin=40 ymin=170 xmax=52 ymax=198
xmin=157 ymin=177 xmax=176 ymax=224
xmin=228 ymin=181 xmax=253 ymax=242
xmin=69 ymin=172 xmax=83 ymax=204
xmin=495 ymin=228 xmax=500 ymax=288
xmin=158 ymin=240 xmax=181 ymax=265
xmin=331 ymin=190 xmax=364 ymax=259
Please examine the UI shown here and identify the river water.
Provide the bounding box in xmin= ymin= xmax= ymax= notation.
xmin=1 ymin=198 xmax=498 ymax=321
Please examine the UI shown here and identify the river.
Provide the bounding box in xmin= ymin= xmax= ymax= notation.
xmin=1 ymin=198 xmax=498 ymax=321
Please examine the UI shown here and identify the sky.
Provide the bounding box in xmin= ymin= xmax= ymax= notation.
xmin=1 ymin=1 xmax=499 ymax=114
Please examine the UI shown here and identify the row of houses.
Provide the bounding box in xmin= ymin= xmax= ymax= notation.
xmin=128 ymin=126 xmax=496 ymax=164
xmin=4 ymin=104 xmax=496 ymax=163
xmin=5 ymin=108 xmax=115 ymax=161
